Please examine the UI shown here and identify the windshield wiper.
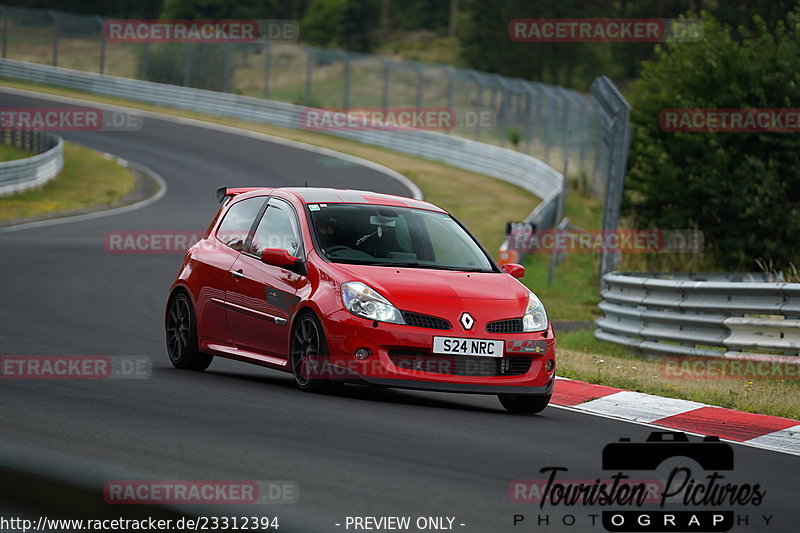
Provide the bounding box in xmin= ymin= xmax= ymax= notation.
xmin=429 ymin=265 xmax=494 ymax=272
xmin=360 ymin=261 xmax=492 ymax=272
xmin=366 ymin=260 xmax=424 ymax=268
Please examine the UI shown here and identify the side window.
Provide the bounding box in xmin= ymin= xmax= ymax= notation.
xmin=249 ymin=200 xmax=301 ymax=257
xmin=216 ymin=197 xmax=265 ymax=251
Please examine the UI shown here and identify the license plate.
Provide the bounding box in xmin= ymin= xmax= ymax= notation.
xmin=432 ymin=337 xmax=504 ymax=357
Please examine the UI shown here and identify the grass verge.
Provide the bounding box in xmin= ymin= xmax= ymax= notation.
xmin=0 ymin=143 xmax=34 ymax=162
xmin=557 ymin=329 xmax=800 ymax=420
xmin=0 ymin=142 xmax=135 ymax=223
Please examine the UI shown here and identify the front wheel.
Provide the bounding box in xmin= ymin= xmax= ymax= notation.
xmin=290 ymin=313 xmax=340 ymax=393
xmin=166 ymin=292 xmax=213 ymax=371
xmin=498 ymin=394 xmax=550 ymax=414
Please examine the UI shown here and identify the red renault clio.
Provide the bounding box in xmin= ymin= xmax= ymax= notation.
xmin=165 ymin=187 xmax=556 ymax=413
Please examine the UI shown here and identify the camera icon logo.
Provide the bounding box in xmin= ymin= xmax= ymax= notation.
xmin=602 ymin=431 xmax=734 ymax=471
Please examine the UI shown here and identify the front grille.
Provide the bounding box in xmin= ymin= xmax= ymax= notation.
xmin=401 ymin=311 xmax=451 ymax=330
xmin=388 ymin=350 xmax=531 ymax=377
xmin=486 ymin=318 xmax=524 ymax=333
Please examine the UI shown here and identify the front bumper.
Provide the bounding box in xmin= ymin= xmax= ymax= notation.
xmin=320 ymin=310 xmax=556 ymax=395
xmin=352 ymin=375 xmax=555 ymax=396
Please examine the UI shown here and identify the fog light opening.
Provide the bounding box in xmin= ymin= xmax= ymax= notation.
xmin=354 ymin=348 xmax=371 ymax=360
xmin=545 ymin=359 xmax=554 ymax=372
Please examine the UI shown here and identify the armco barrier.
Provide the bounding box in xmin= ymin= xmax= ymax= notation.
xmin=0 ymin=59 xmax=564 ymax=229
xmin=0 ymin=129 xmax=63 ymax=196
xmin=596 ymin=271 xmax=800 ymax=358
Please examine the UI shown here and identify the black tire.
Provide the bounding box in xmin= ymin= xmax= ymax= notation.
xmin=498 ymin=394 xmax=551 ymax=414
xmin=290 ymin=312 xmax=340 ymax=393
xmin=166 ymin=292 xmax=213 ymax=371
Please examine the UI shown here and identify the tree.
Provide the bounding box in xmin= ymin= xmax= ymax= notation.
xmin=458 ymin=0 xmax=608 ymax=87
xmin=160 ymin=0 xmax=307 ymax=19
xmin=624 ymin=11 xmax=800 ymax=270
xmin=300 ymin=0 xmax=380 ymax=51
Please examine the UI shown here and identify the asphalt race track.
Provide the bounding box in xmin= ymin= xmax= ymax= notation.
xmin=0 ymin=90 xmax=797 ymax=533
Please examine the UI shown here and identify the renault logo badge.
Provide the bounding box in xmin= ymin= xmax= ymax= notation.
xmin=460 ymin=312 xmax=474 ymax=330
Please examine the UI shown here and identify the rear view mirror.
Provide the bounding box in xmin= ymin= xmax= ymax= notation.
xmin=369 ymin=215 xmax=397 ymax=227
xmin=502 ymin=263 xmax=525 ymax=279
xmin=260 ymin=248 xmax=299 ymax=269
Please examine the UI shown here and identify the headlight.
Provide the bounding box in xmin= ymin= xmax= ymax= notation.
xmin=522 ymin=291 xmax=548 ymax=332
xmin=341 ymin=281 xmax=405 ymax=325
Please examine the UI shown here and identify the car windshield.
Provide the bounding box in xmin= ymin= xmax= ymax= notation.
xmin=309 ymin=203 xmax=494 ymax=272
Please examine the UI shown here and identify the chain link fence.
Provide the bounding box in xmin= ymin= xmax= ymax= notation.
xmin=0 ymin=4 xmax=612 ymax=194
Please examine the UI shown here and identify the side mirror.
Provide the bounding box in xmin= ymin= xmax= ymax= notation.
xmin=502 ymin=263 xmax=525 ymax=279
xmin=260 ymin=248 xmax=299 ymax=269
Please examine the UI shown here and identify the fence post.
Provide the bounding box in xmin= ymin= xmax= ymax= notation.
xmin=304 ymin=46 xmax=313 ymax=106
xmin=535 ymin=83 xmax=544 ymax=156
xmin=498 ymin=77 xmax=511 ymax=133
xmin=223 ymin=42 xmax=232 ymax=93
xmin=262 ymin=41 xmax=271 ymax=98
xmin=380 ymin=58 xmax=390 ymax=111
xmin=579 ymin=96 xmax=590 ymax=180
xmin=139 ymin=42 xmax=149 ymax=79
xmin=592 ymin=108 xmax=603 ymax=193
xmin=1 ymin=7 xmax=7 ymax=59
xmin=544 ymin=87 xmax=554 ymax=164
xmin=341 ymin=51 xmax=351 ymax=111
xmin=486 ymin=84 xmax=495 ymax=128
xmin=183 ymin=43 xmax=193 ymax=87
xmin=445 ymin=67 xmax=454 ymax=111
xmin=560 ymin=91 xmax=570 ymax=176
xmin=414 ymin=63 xmax=424 ymax=111
xmin=473 ymin=74 xmax=484 ymax=140
xmin=524 ymin=87 xmax=533 ymax=151
xmin=95 ymin=15 xmax=105 ymax=75
xmin=49 ymin=10 xmax=59 ymax=67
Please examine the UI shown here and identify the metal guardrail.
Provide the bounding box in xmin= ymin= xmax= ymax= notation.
xmin=0 ymin=4 xmax=603 ymax=190
xmin=0 ymin=58 xmax=564 ymax=229
xmin=0 ymin=129 xmax=63 ymax=196
xmin=596 ymin=271 xmax=800 ymax=358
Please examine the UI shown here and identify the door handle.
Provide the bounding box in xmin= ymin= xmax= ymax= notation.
xmin=231 ymin=269 xmax=245 ymax=279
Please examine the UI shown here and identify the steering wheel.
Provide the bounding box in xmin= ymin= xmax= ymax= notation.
xmin=324 ymin=245 xmax=353 ymax=256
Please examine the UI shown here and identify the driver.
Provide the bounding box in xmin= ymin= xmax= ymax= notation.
xmin=316 ymin=215 xmax=340 ymax=252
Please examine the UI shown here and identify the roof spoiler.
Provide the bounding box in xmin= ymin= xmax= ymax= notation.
xmin=216 ymin=187 xmax=265 ymax=203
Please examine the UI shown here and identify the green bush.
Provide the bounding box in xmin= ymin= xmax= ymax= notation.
xmin=625 ymin=11 xmax=800 ymax=270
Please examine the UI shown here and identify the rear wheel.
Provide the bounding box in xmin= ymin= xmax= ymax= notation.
xmin=290 ymin=313 xmax=340 ymax=393
xmin=498 ymin=394 xmax=550 ymax=414
xmin=166 ymin=292 xmax=213 ymax=371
